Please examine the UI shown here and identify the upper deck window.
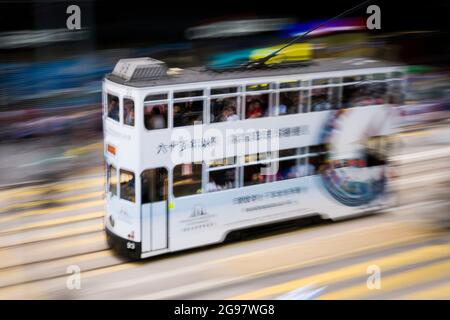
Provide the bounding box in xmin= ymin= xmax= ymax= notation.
xmin=211 ymin=87 xmax=238 ymax=95
xmin=342 ymin=74 xmax=388 ymax=108
xmin=312 ymin=78 xmax=330 ymax=86
xmin=145 ymin=93 xmax=168 ymax=101
xmin=173 ymin=100 xmax=204 ymax=127
xmin=210 ymin=97 xmax=240 ymax=123
xmin=107 ymin=94 xmax=120 ymax=122
xmin=277 ymin=91 xmax=300 ymax=115
xmin=123 ymin=98 xmax=135 ymax=126
xmin=279 ymin=81 xmax=300 ymax=89
xmin=144 ymin=93 xmax=168 ymax=130
xmin=210 ymin=87 xmax=241 ymax=123
xmin=174 ymin=90 xmax=204 ymax=99
xmin=173 ymin=89 xmax=205 ymax=127
xmin=246 ymin=83 xmax=271 ymax=92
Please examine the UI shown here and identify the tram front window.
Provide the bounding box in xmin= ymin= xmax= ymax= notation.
xmin=120 ymin=170 xmax=135 ymax=202
xmin=107 ymin=94 xmax=120 ymax=122
xmin=124 ymin=98 xmax=135 ymax=126
xmin=108 ymin=165 xmax=117 ymax=196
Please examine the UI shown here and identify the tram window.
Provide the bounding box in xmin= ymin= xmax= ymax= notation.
xmin=277 ymin=158 xmax=300 ymax=181
xmin=311 ymin=87 xmax=331 ymax=112
xmin=210 ymin=97 xmax=239 ymax=123
xmin=342 ymin=82 xmax=374 ymax=108
xmin=173 ymin=163 xmax=202 ymax=197
xmin=245 ymin=152 xmax=272 ymax=163
xmin=391 ymin=71 xmax=404 ymax=79
xmin=373 ymin=73 xmax=386 ymax=81
xmin=343 ymin=75 xmax=366 ymax=83
xmin=120 ymin=170 xmax=135 ymax=203
xmin=207 ymin=168 xmax=236 ymax=192
xmin=389 ymin=80 xmax=404 ymax=104
xmin=245 ymin=94 xmax=268 ymax=119
xmin=280 ymin=81 xmax=300 ymax=89
xmin=211 ymin=87 xmax=238 ymax=95
xmin=173 ymin=100 xmax=204 ymax=127
xmin=108 ymin=165 xmax=118 ymax=196
xmin=372 ymin=82 xmax=388 ymax=104
xmin=123 ymin=98 xmax=135 ymax=126
xmin=141 ymin=168 xmax=168 ymax=204
xmin=144 ymin=104 xmax=168 ymax=130
xmin=107 ymin=94 xmax=120 ymax=122
xmin=279 ymin=148 xmax=297 ymax=158
xmin=308 ymin=152 xmax=327 ymax=174
xmin=278 ymin=91 xmax=300 ymax=115
xmin=310 ymin=143 xmax=327 ymax=154
xmin=246 ymin=83 xmax=270 ymax=91
xmin=145 ymin=93 xmax=168 ymax=101
xmin=300 ymin=90 xmax=310 ymax=113
xmin=208 ymin=157 xmax=235 ymax=167
xmin=312 ymin=79 xmax=330 ymax=86
xmin=244 ymin=163 xmax=267 ymax=186
xmin=174 ymin=90 xmax=204 ymax=99
xmin=330 ymin=86 xmax=341 ymax=109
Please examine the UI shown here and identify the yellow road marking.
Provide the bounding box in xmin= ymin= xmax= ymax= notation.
xmin=402 ymin=281 xmax=450 ymax=299
xmin=319 ymin=259 xmax=450 ymax=300
xmin=0 ymin=177 xmax=104 ymax=200
xmin=0 ymin=199 xmax=104 ymax=224
xmin=1 ymin=211 xmax=104 ymax=234
xmin=1 ymin=191 xmax=103 ymax=213
xmin=228 ymin=244 xmax=450 ymax=300
xmin=0 ymin=222 xmax=104 ymax=249
xmin=214 ymin=220 xmax=433 ymax=265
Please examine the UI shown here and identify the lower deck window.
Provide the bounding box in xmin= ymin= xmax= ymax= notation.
xmin=173 ymin=163 xmax=202 ymax=197
xmin=244 ymin=163 xmax=268 ymax=186
xmin=207 ymin=168 xmax=236 ymax=192
xmin=120 ymin=169 xmax=135 ymax=202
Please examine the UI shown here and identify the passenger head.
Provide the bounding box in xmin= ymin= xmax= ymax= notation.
xmin=248 ymin=99 xmax=261 ymax=110
xmin=152 ymin=107 xmax=161 ymax=115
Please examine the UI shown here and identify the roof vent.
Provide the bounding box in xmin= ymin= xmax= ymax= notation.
xmin=112 ymin=57 xmax=168 ymax=81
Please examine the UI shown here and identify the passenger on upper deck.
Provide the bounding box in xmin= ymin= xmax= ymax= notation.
xmin=147 ymin=107 xmax=166 ymax=129
xmin=246 ymin=99 xmax=264 ymax=119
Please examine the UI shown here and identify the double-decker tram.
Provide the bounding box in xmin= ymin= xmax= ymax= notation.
xmin=103 ymin=56 xmax=405 ymax=259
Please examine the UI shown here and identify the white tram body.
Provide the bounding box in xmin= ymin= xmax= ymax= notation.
xmin=102 ymin=57 xmax=405 ymax=259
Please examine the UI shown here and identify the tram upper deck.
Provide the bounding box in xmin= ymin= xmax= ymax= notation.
xmin=105 ymin=57 xmax=403 ymax=88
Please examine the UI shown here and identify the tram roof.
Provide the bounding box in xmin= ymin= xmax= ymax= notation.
xmin=105 ymin=57 xmax=404 ymax=88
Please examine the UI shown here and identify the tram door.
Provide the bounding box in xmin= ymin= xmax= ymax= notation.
xmin=141 ymin=168 xmax=168 ymax=252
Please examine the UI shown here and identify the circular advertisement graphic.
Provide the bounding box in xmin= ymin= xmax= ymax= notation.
xmin=319 ymin=107 xmax=391 ymax=207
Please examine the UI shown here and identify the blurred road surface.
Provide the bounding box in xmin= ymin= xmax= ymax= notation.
xmin=0 ymin=121 xmax=449 ymax=299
